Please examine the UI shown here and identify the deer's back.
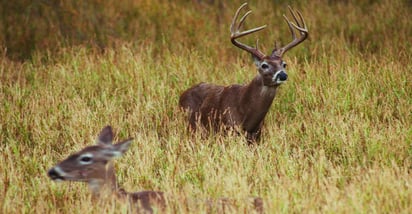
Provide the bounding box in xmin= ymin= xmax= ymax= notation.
xmin=179 ymin=82 xmax=247 ymax=130
xmin=179 ymin=82 xmax=226 ymax=113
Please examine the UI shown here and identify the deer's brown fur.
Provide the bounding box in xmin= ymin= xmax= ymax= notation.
xmin=180 ymin=3 xmax=308 ymax=144
xmin=180 ymin=74 xmax=280 ymax=143
xmin=48 ymin=126 xmax=264 ymax=213
xmin=47 ymin=126 xmax=166 ymax=213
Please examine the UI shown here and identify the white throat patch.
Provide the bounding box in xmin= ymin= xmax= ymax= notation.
xmin=260 ymin=86 xmax=276 ymax=96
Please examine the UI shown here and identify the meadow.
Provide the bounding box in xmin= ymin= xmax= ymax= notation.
xmin=1 ymin=0 xmax=411 ymax=213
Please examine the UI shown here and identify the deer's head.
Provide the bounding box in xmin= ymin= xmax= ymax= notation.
xmin=47 ymin=126 xmax=133 ymax=191
xmin=230 ymin=3 xmax=308 ymax=87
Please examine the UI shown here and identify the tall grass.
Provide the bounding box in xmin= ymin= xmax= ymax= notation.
xmin=1 ymin=0 xmax=411 ymax=213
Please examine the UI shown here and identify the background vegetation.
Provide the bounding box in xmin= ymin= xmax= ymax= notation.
xmin=1 ymin=0 xmax=411 ymax=213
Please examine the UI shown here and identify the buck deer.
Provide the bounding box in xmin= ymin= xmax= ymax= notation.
xmin=47 ymin=126 xmax=166 ymax=213
xmin=179 ymin=3 xmax=308 ymax=144
xmin=48 ymin=126 xmax=264 ymax=213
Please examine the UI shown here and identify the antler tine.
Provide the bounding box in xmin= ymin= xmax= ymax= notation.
xmin=230 ymin=3 xmax=267 ymax=60
xmin=287 ymin=6 xmax=307 ymax=32
xmin=283 ymin=15 xmax=296 ymax=40
xmin=231 ymin=3 xmax=266 ymax=38
xmin=232 ymin=10 xmax=266 ymax=38
xmin=230 ymin=3 xmax=247 ymax=34
xmin=235 ymin=25 xmax=267 ymax=39
xmin=287 ymin=6 xmax=301 ymax=27
xmin=273 ymin=6 xmax=308 ymax=58
xmin=297 ymin=10 xmax=307 ymax=30
xmin=237 ymin=10 xmax=252 ymax=32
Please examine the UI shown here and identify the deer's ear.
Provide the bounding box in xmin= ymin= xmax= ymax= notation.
xmin=96 ymin=126 xmax=114 ymax=145
xmin=252 ymin=54 xmax=262 ymax=67
xmin=103 ymin=138 xmax=133 ymax=158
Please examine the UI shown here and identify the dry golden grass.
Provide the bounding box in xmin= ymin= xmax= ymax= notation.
xmin=1 ymin=0 xmax=411 ymax=213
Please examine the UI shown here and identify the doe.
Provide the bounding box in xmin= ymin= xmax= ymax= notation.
xmin=47 ymin=126 xmax=166 ymax=213
xmin=179 ymin=3 xmax=308 ymax=144
xmin=47 ymin=126 xmax=264 ymax=213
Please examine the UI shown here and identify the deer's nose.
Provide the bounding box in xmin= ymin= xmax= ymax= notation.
xmin=48 ymin=167 xmax=65 ymax=180
xmin=278 ymin=71 xmax=288 ymax=81
xmin=48 ymin=168 xmax=58 ymax=178
xmin=274 ymin=70 xmax=288 ymax=82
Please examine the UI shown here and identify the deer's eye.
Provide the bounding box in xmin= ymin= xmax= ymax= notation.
xmin=79 ymin=154 xmax=93 ymax=164
xmin=282 ymin=62 xmax=287 ymax=68
xmin=81 ymin=157 xmax=91 ymax=162
xmin=261 ymin=63 xmax=269 ymax=69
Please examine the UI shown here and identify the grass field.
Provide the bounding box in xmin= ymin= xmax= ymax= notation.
xmin=1 ymin=0 xmax=411 ymax=213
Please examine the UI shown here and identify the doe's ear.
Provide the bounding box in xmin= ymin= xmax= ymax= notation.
xmin=103 ymin=138 xmax=134 ymax=158
xmin=96 ymin=126 xmax=114 ymax=145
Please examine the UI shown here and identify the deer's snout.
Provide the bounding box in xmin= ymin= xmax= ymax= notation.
xmin=278 ymin=71 xmax=288 ymax=81
xmin=274 ymin=70 xmax=288 ymax=84
xmin=48 ymin=167 xmax=65 ymax=181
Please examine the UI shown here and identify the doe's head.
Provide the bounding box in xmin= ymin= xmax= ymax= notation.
xmin=47 ymin=126 xmax=133 ymax=183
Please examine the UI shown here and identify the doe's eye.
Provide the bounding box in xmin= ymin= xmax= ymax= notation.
xmin=81 ymin=157 xmax=92 ymax=162
xmin=282 ymin=62 xmax=287 ymax=68
xmin=79 ymin=154 xmax=93 ymax=164
xmin=261 ymin=63 xmax=269 ymax=69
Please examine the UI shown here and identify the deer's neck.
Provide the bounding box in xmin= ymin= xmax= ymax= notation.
xmin=88 ymin=162 xmax=119 ymax=196
xmin=242 ymin=75 xmax=278 ymax=108
xmin=240 ymin=75 xmax=278 ymax=131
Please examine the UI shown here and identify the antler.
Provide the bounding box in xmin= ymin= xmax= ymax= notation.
xmin=272 ymin=6 xmax=308 ymax=58
xmin=230 ymin=3 xmax=267 ymax=60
